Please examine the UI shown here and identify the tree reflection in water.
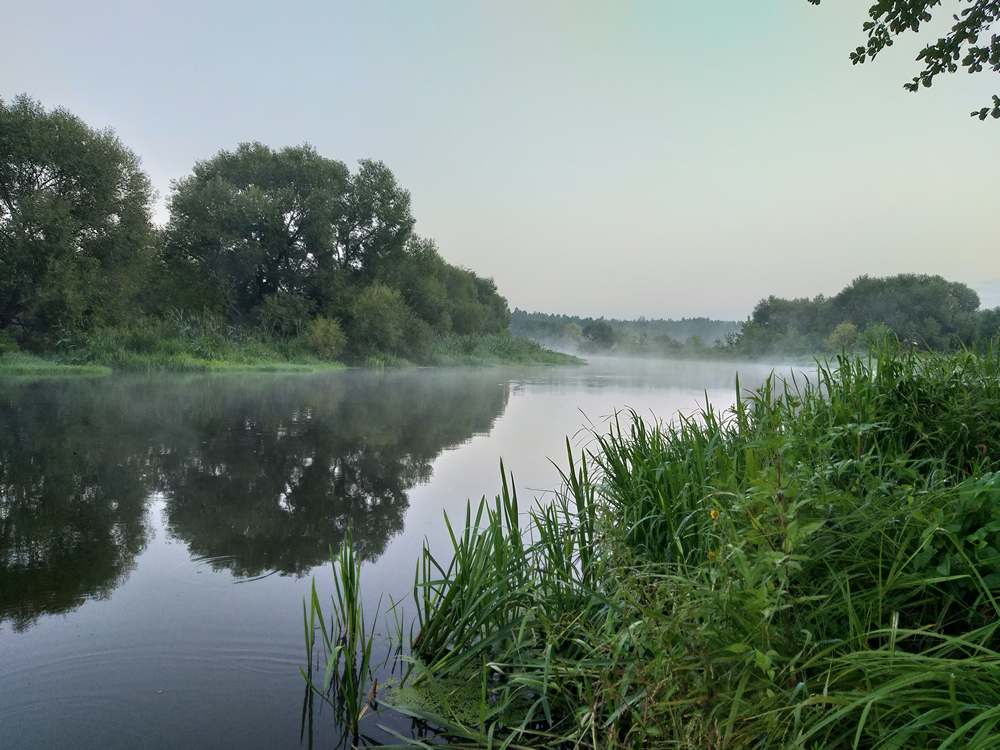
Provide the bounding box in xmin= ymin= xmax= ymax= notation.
xmin=0 ymin=370 xmax=509 ymax=630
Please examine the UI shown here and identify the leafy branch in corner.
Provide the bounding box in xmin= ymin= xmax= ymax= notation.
xmin=810 ymin=0 xmax=1000 ymax=119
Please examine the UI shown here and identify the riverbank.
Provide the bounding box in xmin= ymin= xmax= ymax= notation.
xmin=429 ymin=334 xmax=581 ymax=366
xmin=0 ymin=353 xmax=114 ymax=377
xmin=313 ymin=345 xmax=1000 ymax=748
xmin=0 ymin=345 xmax=340 ymax=376
xmin=0 ymin=333 xmax=579 ymax=377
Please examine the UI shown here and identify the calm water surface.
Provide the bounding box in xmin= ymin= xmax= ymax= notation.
xmin=0 ymin=357 xmax=780 ymax=749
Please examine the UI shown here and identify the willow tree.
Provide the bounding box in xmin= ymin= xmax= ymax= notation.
xmin=163 ymin=143 xmax=414 ymax=322
xmin=0 ymin=95 xmax=154 ymax=341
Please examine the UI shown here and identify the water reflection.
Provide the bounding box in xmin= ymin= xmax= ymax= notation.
xmin=0 ymin=380 xmax=155 ymax=631
xmin=0 ymin=371 xmax=509 ymax=630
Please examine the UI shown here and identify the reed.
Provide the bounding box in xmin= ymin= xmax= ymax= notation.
xmin=309 ymin=344 xmax=1000 ymax=748
xmin=302 ymin=531 xmax=381 ymax=743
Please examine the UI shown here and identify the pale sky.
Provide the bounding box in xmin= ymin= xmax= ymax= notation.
xmin=2 ymin=0 xmax=996 ymax=319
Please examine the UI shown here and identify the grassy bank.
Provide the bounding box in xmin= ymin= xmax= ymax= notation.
xmin=0 ymin=353 xmax=112 ymax=377
xmin=307 ymin=346 xmax=1000 ymax=747
xmin=430 ymin=334 xmax=582 ymax=366
xmin=0 ymin=330 xmax=577 ymax=377
xmin=0 ymin=343 xmax=336 ymax=375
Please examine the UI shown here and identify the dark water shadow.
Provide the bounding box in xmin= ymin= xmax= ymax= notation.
xmin=0 ymin=369 xmax=510 ymax=632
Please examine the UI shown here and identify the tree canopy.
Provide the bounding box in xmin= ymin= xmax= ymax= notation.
xmin=157 ymin=141 xmax=510 ymax=359
xmin=0 ymin=97 xmax=512 ymax=363
xmin=0 ymin=95 xmax=154 ymax=340
xmin=164 ymin=142 xmax=352 ymax=317
xmin=731 ymin=273 xmax=997 ymax=356
xmin=810 ymin=0 xmax=1000 ymax=119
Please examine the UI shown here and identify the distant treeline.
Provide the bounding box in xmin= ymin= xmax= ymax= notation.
xmin=0 ymin=95 xmax=514 ymax=366
xmin=516 ymin=274 xmax=1000 ymax=359
xmin=510 ymin=310 xmax=739 ymax=355
xmin=729 ymin=274 xmax=1000 ymax=357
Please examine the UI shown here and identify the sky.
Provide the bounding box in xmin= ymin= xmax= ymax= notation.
xmin=2 ymin=0 xmax=996 ymax=319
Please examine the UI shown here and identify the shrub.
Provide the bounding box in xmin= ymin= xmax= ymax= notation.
xmin=450 ymin=300 xmax=484 ymax=335
xmin=256 ymin=292 xmax=315 ymax=337
xmin=402 ymin=274 xmax=451 ymax=333
xmin=0 ymin=330 xmax=18 ymax=355
xmin=825 ymin=320 xmax=860 ymax=351
xmin=402 ymin=315 xmax=433 ymax=363
xmin=304 ymin=317 xmax=346 ymax=361
xmin=348 ymin=283 xmax=410 ymax=356
xmin=862 ymin=321 xmax=895 ymax=349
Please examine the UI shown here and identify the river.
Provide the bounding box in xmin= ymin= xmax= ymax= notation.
xmin=0 ymin=357 xmax=781 ymax=748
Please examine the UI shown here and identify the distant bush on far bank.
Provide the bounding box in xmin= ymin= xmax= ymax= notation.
xmin=510 ymin=310 xmax=739 ymax=356
xmin=514 ymin=274 xmax=1000 ymax=360
xmin=729 ymin=273 xmax=999 ymax=357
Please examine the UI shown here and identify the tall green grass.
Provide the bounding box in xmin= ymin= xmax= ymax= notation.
xmin=303 ymin=532 xmax=382 ymax=744
xmin=4 ymin=320 xmax=575 ymax=377
xmin=325 ymin=344 xmax=1000 ymax=748
xmin=54 ymin=312 xmax=342 ymax=373
xmin=0 ymin=352 xmax=111 ymax=376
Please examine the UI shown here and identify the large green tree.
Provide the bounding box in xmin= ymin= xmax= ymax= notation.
xmin=829 ymin=273 xmax=980 ymax=346
xmin=810 ymin=0 xmax=1000 ymax=119
xmin=0 ymin=95 xmax=154 ymax=341
xmin=163 ymin=142 xmax=516 ymax=359
xmin=164 ymin=143 xmax=415 ymax=322
xmin=388 ymin=235 xmax=511 ymax=336
xmin=732 ymin=274 xmax=988 ymax=355
xmin=338 ymin=159 xmax=414 ymax=278
xmin=164 ymin=142 xmax=349 ymax=319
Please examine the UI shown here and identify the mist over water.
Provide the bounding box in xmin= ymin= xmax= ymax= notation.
xmin=0 ymin=358 xmax=779 ymax=748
